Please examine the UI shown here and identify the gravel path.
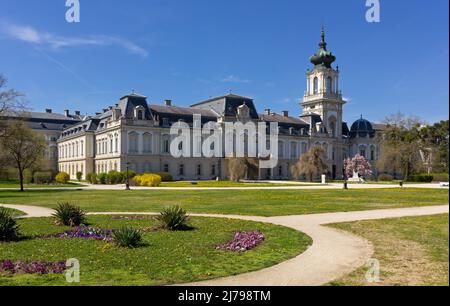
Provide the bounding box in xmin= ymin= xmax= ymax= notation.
xmin=1 ymin=203 xmax=448 ymax=286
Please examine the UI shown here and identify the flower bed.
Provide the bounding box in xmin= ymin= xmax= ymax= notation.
xmin=111 ymin=216 xmax=155 ymax=220
xmin=1 ymin=260 xmax=66 ymax=275
xmin=36 ymin=225 xmax=160 ymax=242
xmin=38 ymin=226 xmax=113 ymax=242
xmin=216 ymin=230 xmax=265 ymax=252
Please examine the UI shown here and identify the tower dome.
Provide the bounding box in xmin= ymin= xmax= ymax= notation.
xmin=350 ymin=116 xmax=375 ymax=138
xmin=309 ymin=29 xmax=336 ymax=69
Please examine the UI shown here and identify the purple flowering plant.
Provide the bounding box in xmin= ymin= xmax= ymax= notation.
xmin=216 ymin=230 xmax=265 ymax=252
xmin=0 ymin=260 xmax=66 ymax=275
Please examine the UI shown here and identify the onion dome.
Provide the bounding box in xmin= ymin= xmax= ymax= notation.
xmin=350 ymin=116 xmax=376 ymax=138
xmin=310 ymin=29 xmax=336 ymax=69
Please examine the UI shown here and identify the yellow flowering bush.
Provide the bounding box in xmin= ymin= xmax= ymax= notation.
xmin=55 ymin=172 xmax=70 ymax=184
xmin=133 ymin=174 xmax=162 ymax=187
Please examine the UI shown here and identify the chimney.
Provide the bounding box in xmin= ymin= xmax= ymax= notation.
xmin=264 ymin=109 xmax=271 ymax=115
xmin=75 ymin=111 xmax=81 ymax=116
xmin=64 ymin=110 xmax=70 ymax=117
xmin=165 ymin=99 xmax=172 ymax=106
xmin=282 ymin=111 xmax=289 ymax=117
xmin=45 ymin=109 xmax=52 ymax=114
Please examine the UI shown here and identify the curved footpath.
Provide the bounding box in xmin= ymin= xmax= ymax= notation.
xmin=0 ymin=204 xmax=448 ymax=286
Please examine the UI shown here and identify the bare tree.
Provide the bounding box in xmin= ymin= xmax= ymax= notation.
xmin=0 ymin=121 xmax=46 ymax=191
xmin=291 ymin=145 xmax=328 ymax=182
xmin=0 ymin=75 xmax=26 ymax=116
xmin=228 ymin=158 xmax=259 ymax=182
xmin=377 ymin=113 xmax=424 ymax=180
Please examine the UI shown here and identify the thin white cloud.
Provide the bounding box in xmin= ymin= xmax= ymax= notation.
xmin=221 ymin=75 xmax=251 ymax=84
xmin=1 ymin=21 xmax=148 ymax=58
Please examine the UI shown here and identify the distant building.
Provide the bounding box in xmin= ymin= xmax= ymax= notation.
xmin=1 ymin=109 xmax=81 ymax=171
xmin=3 ymin=30 xmax=386 ymax=180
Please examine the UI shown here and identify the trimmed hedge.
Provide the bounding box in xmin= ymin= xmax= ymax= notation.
xmin=33 ymin=171 xmax=54 ymax=184
xmin=378 ymin=174 xmax=394 ymax=182
xmin=154 ymin=172 xmax=173 ymax=182
xmin=408 ymin=174 xmax=434 ymax=183
xmin=430 ymin=173 xmax=449 ymax=182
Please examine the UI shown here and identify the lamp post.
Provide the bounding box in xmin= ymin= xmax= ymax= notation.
xmin=343 ymin=168 xmax=348 ymax=190
xmin=125 ymin=162 xmax=131 ymax=190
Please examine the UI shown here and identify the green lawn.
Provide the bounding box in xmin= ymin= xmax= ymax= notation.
xmin=159 ymin=181 xmax=319 ymax=187
xmin=328 ymin=214 xmax=449 ymax=286
xmin=0 ymin=180 xmax=85 ymax=189
xmin=0 ymin=188 xmax=448 ymax=216
xmin=0 ymin=215 xmax=311 ymax=286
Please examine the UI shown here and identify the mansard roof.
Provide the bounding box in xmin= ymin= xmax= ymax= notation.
xmin=1 ymin=110 xmax=81 ymax=131
xmin=191 ymin=93 xmax=260 ymax=119
xmin=118 ymin=93 xmax=153 ymax=120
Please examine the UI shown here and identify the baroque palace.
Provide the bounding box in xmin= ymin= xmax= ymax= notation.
xmin=5 ymin=31 xmax=385 ymax=180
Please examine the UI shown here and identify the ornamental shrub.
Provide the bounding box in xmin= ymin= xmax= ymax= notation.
xmin=156 ymin=206 xmax=191 ymax=231
xmin=0 ymin=208 xmax=20 ymax=242
xmin=33 ymin=171 xmax=54 ymax=184
xmin=430 ymin=173 xmax=449 ymax=182
xmin=98 ymin=173 xmax=108 ymax=184
xmin=408 ymin=174 xmax=434 ymax=183
xmin=76 ymin=172 xmax=83 ymax=182
xmin=86 ymin=172 xmax=98 ymax=184
xmin=154 ymin=172 xmax=173 ymax=182
xmin=55 ymin=172 xmax=70 ymax=184
xmin=133 ymin=174 xmax=162 ymax=187
xmin=378 ymin=174 xmax=394 ymax=182
xmin=52 ymin=202 xmax=86 ymax=227
xmin=112 ymin=227 xmax=143 ymax=248
xmin=121 ymin=170 xmax=136 ymax=181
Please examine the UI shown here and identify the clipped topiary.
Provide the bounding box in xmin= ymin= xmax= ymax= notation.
xmin=52 ymin=202 xmax=86 ymax=227
xmin=156 ymin=206 xmax=191 ymax=231
xmin=76 ymin=172 xmax=83 ymax=182
xmin=0 ymin=208 xmax=20 ymax=242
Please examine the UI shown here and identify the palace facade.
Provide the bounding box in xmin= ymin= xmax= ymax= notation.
xmin=3 ymin=31 xmax=385 ymax=181
xmin=55 ymin=31 xmax=384 ymax=180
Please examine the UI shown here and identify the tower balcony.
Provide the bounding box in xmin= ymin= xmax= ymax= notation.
xmin=303 ymin=90 xmax=343 ymax=103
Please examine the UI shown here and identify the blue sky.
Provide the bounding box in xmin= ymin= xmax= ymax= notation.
xmin=0 ymin=0 xmax=448 ymax=124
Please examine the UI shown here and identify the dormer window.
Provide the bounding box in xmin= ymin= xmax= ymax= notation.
xmin=134 ymin=106 xmax=145 ymax=120
xmin=162 ymin=118 xmax=169 ymax=127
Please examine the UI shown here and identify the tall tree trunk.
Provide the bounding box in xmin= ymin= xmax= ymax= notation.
xmin=18 ymin=169 xmax=24 ymax=192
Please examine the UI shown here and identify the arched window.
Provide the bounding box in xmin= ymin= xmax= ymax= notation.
xmin=211 ymin=164 xmax=216 ymax=176
xmin=80 ymin=141 xmax=84 ymax=156
xmin=196 ymin=164 xmax=202 ymax=176
xmin=137 ymin=110 xmax=143 ymax=120
xmin=326 ymin=76 xmax=333 ymax=93
xmin=313 ymin=77 xmax=319 ymax=94
xmin=329 ymin=117 xmax=337 ymax=138
xmin=143 ymin=133 xmax=152 ymax=153
xmin=128 ymin=132 xmax=139 ymax=153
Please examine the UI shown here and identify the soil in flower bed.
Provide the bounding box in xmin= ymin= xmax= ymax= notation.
xmin=216 ymin=230 xmax=265 ymax=252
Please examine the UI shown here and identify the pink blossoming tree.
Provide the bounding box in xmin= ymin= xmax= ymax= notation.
xmin=344 ymin=154 xmax=373 ymax=179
